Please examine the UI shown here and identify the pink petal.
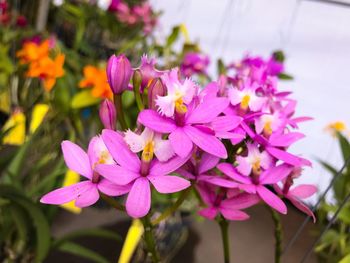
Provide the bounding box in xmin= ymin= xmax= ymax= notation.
xmin=101 ymin=129 xmax=141 ymax=172
xmin=269 ymin=132 xmax=305 ymax=147
xmin=176 ymin=168 xmax=196 ymax=180
xmin=289 ymin=184 xmax=317 ymax=199
xmin=236 ymin=156 xmax=252 ymax=176
xmin=228 ymin=88 xmax=241 ymax=106
xmin=126 ymin=177 xmax=151 ymax=218
xmin=153 ymin=135 xmax=175 ymax=162
xmin=148 ymin=175 xmax=190 ymax=193
xmin=169 ymin=128 xmax=193 ymax=158
xmin=198 ymin=153 xmax=220 ymax=174
xmin=198 ymin=207 xmax=218 ymax=220
xmin=184 ymin=125 xmax=227 ymax=158
xmin=239 ymin=184 xmax=258 ymax=194
xmin=75 ymin=185 xmax=100 ymax=207
xmin=217 ymin=131 xmax=245 ymax=141
xmin=150 ymin=155 xmax=191 ymax=175
xmin=249 ymin=96 xmax=265 ymax=111
xmin=217 ymin=163 xmax=252 ymax=184
xmin=137 ymin=109 xmax=177 ymax=133
xmin=259 ymin=165 xmax=293 ymax=185
xmin=95 ymin=164 xmax=140 ymax=185
xmin=197 ymin=184 xmax=216 ymax=205
xmin=61 ymin=141 xmax=92 ymax=179
xmin=256 ymin=186 xmax=287 ymax=214
xmin=266 ymin=146 xmax=312 ymax=167
xmin=289 ymin=198 xmax=316 ymax=222
xmin=220 ymin=208 xmax=249 ymax=221
xmin=186 ymin=97 xmax=229 ymax=124
xmin=40 ymin=181 xmax=92 ymax=205
xmin=211 ymin=115 xmax=242 ymax=132
xmin=97 ymin=179 xmax=132 ymax=196
xmin=199 ymin=175 xmax=238 ymax=188
xmin=221 ymin=193 xmax=260 ymax=210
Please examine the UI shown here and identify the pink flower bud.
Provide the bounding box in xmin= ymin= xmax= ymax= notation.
xmin=107 ymin=54 xmax=132 ymax=94
xmin=99 ymin=99 xmax=116 ymax=130
xmin=147 ymin=78 xmax=165 ymax=110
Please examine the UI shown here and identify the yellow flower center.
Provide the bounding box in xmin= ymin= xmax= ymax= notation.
xmin=263 ymin=121 xmax=273 ymax=136
xmin=252 ymin=159 xmax=261 ymax=175
xmin=98 ymin=150 xmax=111 ymax=164
xmin=175 ymin=97 xmax=187 ymax=114
xmin=240 ymin=95 xmax=250 ymax=110
xmin=142 ymin=141 xmax=155 ymax=162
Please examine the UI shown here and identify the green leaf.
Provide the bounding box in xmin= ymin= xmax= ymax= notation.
xmin=318 ymin=159 xmax=338 ymax=176
xmin=217 ymin=59 xmax=226 ymax=75
xmin=272 ymin=50 xmax=285 ymax=62
xmin=340 ymin=254 xmax=350 ymax=263
xmin=9 ymin=204 xmax=29 ymax=253
xmin=71 ymin=90 xmax=100 ymax=109
xmin=57 ymin=241 xmax=109 ymax=263
xmin=278 ymin=73 xmax=293 ymax=80
xmin=337 ymin=132 xmax=350 ymax=162
xmin=166 ymin=26 xmax=180 ymax=47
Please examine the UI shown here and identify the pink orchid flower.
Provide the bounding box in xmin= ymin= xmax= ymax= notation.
xmin=236 ymin=143 xmax=272 ymax=176
xmin=95 ymin=129 xmax=191 ymax=218
xmin=274 ymin=184 xmax=317 ymax=222
xmin=138 ymin=95 xmax=229 ymax=158
xmin=155 ymin=68 xmax=196 ymax=117
xmin=198 ymin=184 xmax=260 ymax=221
xmin=137 ymin=54 xmax=163 ymax=91
xmin=124 ymin=127 xmax=175 ymax=162
xmin=40 ymin=136 xmax=130 ymax=208
xmin=217 ymin=163 xmax=293 ymax=214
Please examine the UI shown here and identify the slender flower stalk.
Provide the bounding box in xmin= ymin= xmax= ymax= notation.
xmin=269 ymin=207 xmax=282 ymax=263
xmin=218 ymin=215 xmax=230 ymax=263
xmin=114 ymin=94 xmax=128 ymax=130
xmin=142 ymin=215 xmax=160 ymax=263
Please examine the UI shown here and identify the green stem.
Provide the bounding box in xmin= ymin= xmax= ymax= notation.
xmin=218 ymin=216 xmax=230 ymax=263
xmin=114 ymin=94 xmax=127 ymax=130
xmin=142 ymin=215 xmax=160 ymax=263
xmin=100 ymin=193 xmax=125 ymax=212
xmin=269 ymin=207 xmax=282 ymax=263
xmin=151 ymin=186 xmax=191 ymax=226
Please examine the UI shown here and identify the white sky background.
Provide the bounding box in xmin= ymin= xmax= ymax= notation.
xmin=151 ymin=0 xmax=350 ymax=203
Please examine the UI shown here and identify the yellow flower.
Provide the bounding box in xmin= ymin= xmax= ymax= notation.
xmin=2 ymin=109 xmax=26 ymax=145
xmin=79 ymin=65 xmax=113 ymax=99
xmin=325 ymin=121 xmax=347 ymax=136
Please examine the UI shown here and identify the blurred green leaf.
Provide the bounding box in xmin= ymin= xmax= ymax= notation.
xmin=56 ymin=241 xmax=109 ymax=263
xmin=337 ymin=132 xmax=350 ymax=163
xmin=272 ymin=50 xmax=285 ymax=62
xmin=318 ymin=159 xmax=338 ymax=176
xmin=340 ymin=254 xmax=350 ymax=263
xmin=166 ymin=26 xmax=180 ymax=48
xmin=278 ymin=73 xmax=293 ymax=80
xmin=71 ymin=90 xmax=100 ymax=109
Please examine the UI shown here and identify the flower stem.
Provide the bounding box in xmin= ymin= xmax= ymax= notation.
xmin=269 ymin=207 xmax=282 ymax=263
xmin=218 ymin=216 xmax=230 ymax=263
xmin=151 ymin=186 xmax=191 ymax=226
xmin=142 ymin=215 xmax=160 ymax=263
xmin=114 ymin=94 xmax=127 ymax=130
xmin=100 ymin=193 xmax=125 ymax=211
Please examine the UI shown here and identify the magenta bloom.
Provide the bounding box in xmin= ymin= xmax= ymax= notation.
xmin=218 ymin=163 xmax=292 ymax=214
xmin=99 ymin=99 xmax=116 ymax=130
xmin=107 ymin=54 xmax=132 ymax=94
xmin=274 ymin=184 xmax=317 ymax=222
xmin=181 ymin=52 xmax=210 ymax=78
xmin=198 ymin=184 xmax=260 ymax=221
xmin=95 ymin=129 xmax=191 ymax=218
xmin=138 ymin=96 xmax=229 ymax=159
xmin=137 ymin=55 xmax=163 ymax=91
xmin=40 ymin=137 xmax=130 ymax=208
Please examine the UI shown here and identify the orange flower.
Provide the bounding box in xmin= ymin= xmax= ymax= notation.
xmin=27 ymin=54 xmax=65 ymax=91
xmin=16 ymin=40 xmax=50 ymax=64
xmin=79 ymin=65 xmax=113 ymax=99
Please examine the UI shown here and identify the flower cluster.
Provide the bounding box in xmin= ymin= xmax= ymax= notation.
xmin=180 ymin=52 xmax=210 ymax=78
xmin=79 ymin=65 xmax=113 ymax=99
xmin=0 ymin=0 xmax=27 ymax=27
xmin=41 ymin=53 xmax=316 ymax=222
xmin=16 ymin=38 xmax=65 ymax=91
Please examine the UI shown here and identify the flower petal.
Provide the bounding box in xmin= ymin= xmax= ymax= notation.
xmin=289 ymin=198 xmax=316 ymax=222
xmin=199 ymin=175 xmax=238 ymax=188
xmin=266 ymin=146 xmax=312 ymax=167
xmin=95 ymin=164 xmax=140 ymax=185
xmin=220 ymin=208 xmax=250 ymax=221
xmin=124 ymin=129 xmax=145 ymax=153
xmin=186 ymin=97 xmax=229 ymax=124
xmin=259 ymin=164 xmax=293 ymax=184
xmin=102 ymin=129 xmax=141 ymax=172
xmin=211 ymin=115 xmax=242 ymax=132
xmin=217 ymin=163 xmax=252 ymax=184
xmin=236 ymin=156 xmax=252 ymax=176
xmin=269 ymin=132 xmax=305 ymax=147
xmin=154 ymin=134 xmax=176 ymax=162
xmin=148 ymin=175 xmax=190 ymax=193
xmin=289 ymin=184 xmax=317 ymax=199
xmin=61 ymin=140 xmax=92 ymax=179
xmin=169 ymin=128 xmax=193 ymax=158
xmin=138 ymin=109 xmax=177 ymax=133
xmin=184 ymin=125 xmax=227 ymax=158
xmin=198 ymin=207 xmax=218 ymax=220
xmin=40 ymin=181 xmax=92 ymax=205
xmin=126 ymin=177 xmax=151 ymax=218
xmin=198 ymin=152 xmax=220 ymax=174
xmin=150 ymin=155 xmax=191 ymax=176
xmin=257 ymin=186 xmax=287 ymax=214
xmin=221 ymin=193 xmax=260 ymax=210
xmin=97 ymin=179 xmax=132 ymax=196
xmin=75 ymin=185 xmax=99 ymax=208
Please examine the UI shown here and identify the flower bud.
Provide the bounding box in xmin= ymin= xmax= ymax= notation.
xmin=106 ymin=54 xmax=132 ymax=94
xmin=99 ymin=99 xmax=116 ymax=130
xmin=147 ymin=78 xmax=165 ymax=110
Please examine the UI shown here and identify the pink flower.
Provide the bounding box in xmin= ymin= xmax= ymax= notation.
xmin=155 ymin=68 xmax=196 ymax=117
xmin=124 ymin=127 xmax=175 ymax=162
xmin=40 ymin=137 xmax=130 ymax=208
xmin=218 ymin=163 xmax=293 ymax=214
xmin=99 ymin=99 xmax=116 ymax=130
xmin=180 ymin=52 xmax=210 ymax=78
xmin=198 ymin=184 xmax=260 ymax=221
xmin=138 ymin=95 xmax=229 ymax=158
xmin=137 ymin=54 xmax=163 ymax=91
xmin=95 ymin=129 xmax=191 ymax=218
